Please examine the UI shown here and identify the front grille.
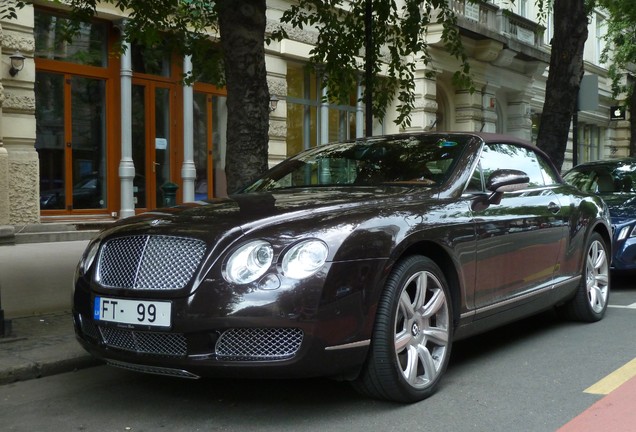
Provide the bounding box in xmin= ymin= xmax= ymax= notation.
xmin=216 ymin=328 xmax=304 ymax=361
xmin=78 ymin=314 xmax=100 ymax=340
xmin=98 ymin=326 xmax=187 ymax=357
xmin=97 ymin=235 xmax=206 ymax=290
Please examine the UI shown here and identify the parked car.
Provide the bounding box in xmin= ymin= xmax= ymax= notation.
xmin=564 ymin=157 xmax=636 ymax=271
xmin=73 ymin=132 xmax=612 ymax=403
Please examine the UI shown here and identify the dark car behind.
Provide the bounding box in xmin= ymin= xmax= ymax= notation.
xmin=564 ymin=157 xmax=636 ymax=270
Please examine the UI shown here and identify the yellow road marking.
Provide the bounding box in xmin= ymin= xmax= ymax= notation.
xmin=584 ymin=358 xmax=636 ymax=395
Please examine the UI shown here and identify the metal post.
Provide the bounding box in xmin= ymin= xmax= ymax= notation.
xmin=0 ymin=281 xmax=11 ymax=337
xmin=364 ymin=0 xmax=373 ymax=137
xmin=572 ymin=110 xmax=578 ymax=167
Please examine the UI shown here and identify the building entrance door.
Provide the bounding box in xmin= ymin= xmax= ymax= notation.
xmin=131 ymin=80 xmax=175 ymax=211
xmin=36 ymin=72 xmax=109 ymax=214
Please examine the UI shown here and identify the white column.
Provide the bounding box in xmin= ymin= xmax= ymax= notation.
xmin=320 ymin=85 xmax=329 ymax=144
xmin=181 ymin=55 xmax=196 ymax=202
xmin=118 ymin=31 xmax=135 ymax=219
xmin=356 ymin=77 xmax=364 ymax=138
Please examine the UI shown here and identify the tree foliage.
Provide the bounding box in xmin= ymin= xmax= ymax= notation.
xmin=1 ymin=1 xmax=26 ymax=21
xmin=598 ymin=0 xmax=636 ymax=155
xmin=271 ymin=0 xmax=472 ymax=127
xmin=599 ymin=0 xmax=636 ymax=93
xmin=60 ymin=0 xmax=475 ymax=192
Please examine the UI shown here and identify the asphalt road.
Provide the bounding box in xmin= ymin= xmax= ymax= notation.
xmin=1 ymin=272 xmax=635 ymax=432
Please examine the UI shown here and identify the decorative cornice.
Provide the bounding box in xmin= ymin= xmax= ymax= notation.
xmin=1 ymin=33 xmax=35 ymax=54
xmin=3 ymin=93 xmax=35 ymax=113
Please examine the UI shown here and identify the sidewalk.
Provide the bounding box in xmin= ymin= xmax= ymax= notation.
xmin=0 ymin=311 xmax=100 ymax=385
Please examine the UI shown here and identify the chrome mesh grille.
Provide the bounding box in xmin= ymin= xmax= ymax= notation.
xmin=79 ymin=315 xmax=100 ymax=340
xmin=98 ymin=326 xmax=187 ymax=357
xmin=97 ymin=235 xmax=206 ymax=290
xmin=216 ymin=328 xmax=304 ymax=360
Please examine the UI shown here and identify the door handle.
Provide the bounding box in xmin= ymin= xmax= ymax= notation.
xmin=152 ymin=161 xmax=159 ymax=173
xmin=547 ymin=202 xmax=561 ymax=214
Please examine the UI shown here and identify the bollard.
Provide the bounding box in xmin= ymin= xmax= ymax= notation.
xmin=0 ymin=280 xmax=12 ymax=337
xmin=160 ymin=182 xmax=179 ymax=207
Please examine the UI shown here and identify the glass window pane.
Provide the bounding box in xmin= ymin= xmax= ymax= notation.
xmin=71 ymin=77 xmax=107 ymax=209
xmin=35 ymin=72 xmax=66 ymax=210
xmin=193 ymin=92 xmax=209 ymax=200
xmin=155 ymin=87 xmax=171 ymax=207
xmin=131 ymin=42 xmax=171 ymax=77
xmin=212 ymin=96 xmax=228 ymax=198
xmin=132 ymin=85 xmax=147 ymax=208
xmin=35 ymin=10 xmax=108 ymax=67
xmin=481 ymin=143 xmax=545 ymax=187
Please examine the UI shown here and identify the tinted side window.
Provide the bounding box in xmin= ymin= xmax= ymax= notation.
xmin=480 ymin=143 xmax=545 ymax=187
xmin=537 ymin=154 xmax=561 ymax=186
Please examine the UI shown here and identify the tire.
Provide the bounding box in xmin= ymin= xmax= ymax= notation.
xmin=352 ymin=256 xmax=453 ymax=403
xmin=559 ymin=232 xmax=610 ymax=322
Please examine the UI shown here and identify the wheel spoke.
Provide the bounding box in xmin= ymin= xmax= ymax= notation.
xmin=400 ymin=290 xmax=415 ymax=320
xmin=417 ymin=344 xmax=437 ymax=381
xmin=395 ymin=329 xmax=412 ymax=353
xmin=593 ymin=247 xmax=606 ymax=270
xmin=414 ymin=273 xmax=427 ymax=311
xmin=422 ymin=288 xmax=444 ymax=319
xmin=590 ymin=285 xmax=606 ymax=309
xmin=422 ymin=327 xmax=449 ymax=346
xmin=404 ymin=345 xmax=419 ymax=383
xmin=596 ymin=274 xmax=608 ymax=288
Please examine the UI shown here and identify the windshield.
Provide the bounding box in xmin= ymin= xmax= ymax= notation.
xmin=241 ymin=135 xmax=469 ymax=193
xmin=564 ymin=161 xmax=636 ymax=194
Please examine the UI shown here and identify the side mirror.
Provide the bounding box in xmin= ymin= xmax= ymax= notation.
xmin=472 ymin=169 xmax=529 ymax=212
xmin=486 ymin=169 xmax=530 ymax=193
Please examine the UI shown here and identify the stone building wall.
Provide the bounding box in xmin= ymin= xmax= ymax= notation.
xmin=1 ymin=5 xmax=38 ymax=225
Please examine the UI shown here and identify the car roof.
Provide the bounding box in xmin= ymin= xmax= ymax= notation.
xmin=570 ymin=157 xmax=636 ymax=169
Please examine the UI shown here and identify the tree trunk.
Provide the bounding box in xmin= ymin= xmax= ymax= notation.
xmin=536 ymin=0 xmax=591 ymax=171
xmin=218 ymin=0 xmax=269 ymax=194
xmin=630 ymin=80 xmax=636 ymax=157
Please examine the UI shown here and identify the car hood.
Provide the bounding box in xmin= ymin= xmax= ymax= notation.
xmin=101 ymin=186 xmax=435 ymax=240
xmin=600 ymin=193 xmax=636 ymax=223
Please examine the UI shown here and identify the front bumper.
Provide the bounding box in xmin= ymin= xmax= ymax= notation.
xmin=73 ymin=259 xmax=387 ymax=380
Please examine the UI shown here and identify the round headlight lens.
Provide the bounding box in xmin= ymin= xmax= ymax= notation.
xmin=225 ymin=240 xmax=274 ymax=284
xmin=282 ymin=240 xmax=328 ymax=279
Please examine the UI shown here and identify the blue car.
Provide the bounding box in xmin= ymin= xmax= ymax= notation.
xmin=564 ymin=158 xmax=636 ymax=270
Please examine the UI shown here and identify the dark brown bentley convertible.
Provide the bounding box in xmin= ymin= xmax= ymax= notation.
xmin=73 ymin=132 xmax=611 ymax=403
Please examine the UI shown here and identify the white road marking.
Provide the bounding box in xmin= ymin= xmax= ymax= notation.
xmin=608 ymin=302 xmax=636 ymax=309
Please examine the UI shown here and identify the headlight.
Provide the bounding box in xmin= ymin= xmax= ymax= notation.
xmin=79 ymin=240 xmax=100 ymax=276
xmin=617 ymin=224 xmax=636 ymax=241
xmin=282 ymin=240 xmax=328 ymax=279
xmin=225 ymin=240 xmax=274 ymax=284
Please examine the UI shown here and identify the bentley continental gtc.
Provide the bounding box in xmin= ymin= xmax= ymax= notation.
xmin=73 ymin=132 xmax=612 ymax=403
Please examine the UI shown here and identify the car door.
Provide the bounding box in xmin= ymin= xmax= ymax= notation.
xmin=469 ymin=143 xmax=568 ymax=314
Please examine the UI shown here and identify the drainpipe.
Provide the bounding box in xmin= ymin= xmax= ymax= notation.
xmin=181 ymin=55 xmax=195 ymax=202
xmin=118 ymin=21 xmax=135 ymax=218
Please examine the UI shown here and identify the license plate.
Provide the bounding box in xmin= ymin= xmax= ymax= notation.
xmin=94 ymin=296 xmax=171 ymax=328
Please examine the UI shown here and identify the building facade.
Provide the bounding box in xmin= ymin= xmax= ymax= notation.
xmin=0 ymin=0 xmax=631 ymax=227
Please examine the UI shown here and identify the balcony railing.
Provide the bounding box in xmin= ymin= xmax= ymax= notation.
xmin=450 ymin=0 xmax=546 ymax=49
